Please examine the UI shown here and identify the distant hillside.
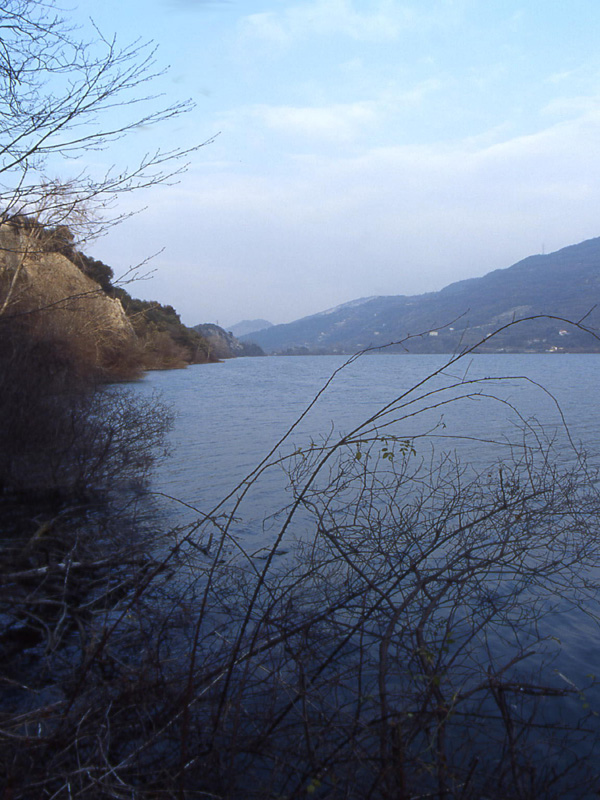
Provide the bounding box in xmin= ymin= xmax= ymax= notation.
xmin=242 ymin=238 xmax=600 ymax=354
xmin=228 ymin=319 xmax=273 ymax=337
xmin=193 ymin=323 xmax=265 ymax=359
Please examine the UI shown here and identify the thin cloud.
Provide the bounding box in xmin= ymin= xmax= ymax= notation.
xmin=239 ymin=0 xmax=427 ymax=46
xmin=100 ymin=107 xmax=600 ymax=326
xmin=213 ymin=79 xmax=444 ymax=148
xmin=166 ymin=0 xmax=231 ymax=9
xmin=256 ymin=101 xmax=378 ymax=141
xmin=542 ymin=94 xmax=600 ymax=118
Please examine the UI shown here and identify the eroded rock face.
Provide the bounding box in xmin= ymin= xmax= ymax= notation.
xmin=0 ymin=224 xmax=138 ymax=378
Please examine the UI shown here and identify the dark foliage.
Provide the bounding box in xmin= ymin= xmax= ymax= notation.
xmin=0 ymin=314 xmax=171 ymax=498
xmin=119 ymin=293 xmax=214 ymax=367
xmin=193 ymin=321 xmax=265 ymax=358
xmin=2 ymin=213 xmax=215 ymax=369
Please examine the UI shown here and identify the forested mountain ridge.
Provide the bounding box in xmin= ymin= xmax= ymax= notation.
xmin=243 ymin=237 xmax=600 ymax=354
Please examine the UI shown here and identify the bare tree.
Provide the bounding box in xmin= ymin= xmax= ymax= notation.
xmin=0 ymin=0 xmax=209 ymax=239
xmin=0 ymin=0 xmax=209 ymax=495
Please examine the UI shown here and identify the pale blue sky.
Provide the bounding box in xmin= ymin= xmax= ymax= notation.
xmin=71 ymin=0 xmax=600 ymax=325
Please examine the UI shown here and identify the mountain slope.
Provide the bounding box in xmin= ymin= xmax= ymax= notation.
xmin=228 ymin=319 xmax=273 ymax=337
xmin=242 ymin=238 xmax=600 ymax=354
xmin=0 ymin=218 xmax=218 ymax=375
xmin=193 ymin=323 xmax=264 ymax=358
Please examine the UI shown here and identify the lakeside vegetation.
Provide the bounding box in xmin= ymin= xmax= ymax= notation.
xmin=3 ymin=215 xmax=219 ymax=375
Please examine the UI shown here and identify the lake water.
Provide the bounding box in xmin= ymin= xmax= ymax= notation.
xmin=127 ymin=353 xmax=600 ymax=794
xmin=133 ymin=351 xmax=600 ymax=660
xmin=134 ymin=353 xmax=600 ymax=530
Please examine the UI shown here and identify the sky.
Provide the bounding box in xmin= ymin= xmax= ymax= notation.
xmin=68 ymin=0 xmax=600 ymax=327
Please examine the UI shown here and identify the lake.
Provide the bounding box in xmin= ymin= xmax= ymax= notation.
xmin=135 ymin=353 xmax=600 ymax=530
xmin=130 ymin=351 xmax=600 ymax=672
xmin=128 ymin=353 xmax=600 ymax=796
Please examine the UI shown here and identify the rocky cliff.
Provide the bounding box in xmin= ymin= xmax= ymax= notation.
xmin=0 ymin=220 xmax=220 ymax=378
xmin=0 ymin=223 xmax=138 ymax=378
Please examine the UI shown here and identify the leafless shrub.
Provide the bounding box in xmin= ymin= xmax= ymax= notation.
xmin=0 ymin=312 xmax=171 ymax=498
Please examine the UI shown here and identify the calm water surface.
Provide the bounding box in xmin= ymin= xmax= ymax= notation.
xmin=127 ymin=356 xmax=600 ymax=735
xmin=125 ymin=354 xmax=600 ymax=784
xmin=135 ymin=353 xmax=600 ymax=528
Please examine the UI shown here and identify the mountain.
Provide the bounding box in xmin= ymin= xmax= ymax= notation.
xmin=193 ymin=323 xmax=265 ymax=358
xmin=242 ymin=238 xmax=600 ymax=354
xmin=227 ymin=319 xmax=273 ymax=337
